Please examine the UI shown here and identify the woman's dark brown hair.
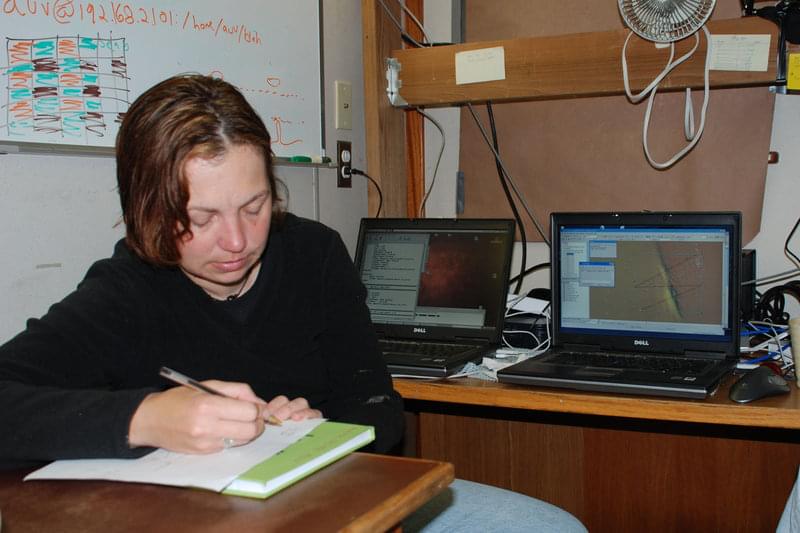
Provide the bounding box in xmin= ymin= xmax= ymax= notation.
xmin=116 ymin=74 xmax=283 ymax=266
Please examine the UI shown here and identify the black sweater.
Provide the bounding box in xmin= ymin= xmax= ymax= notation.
xmin=0 ymin=214 xmax=404 ymax=469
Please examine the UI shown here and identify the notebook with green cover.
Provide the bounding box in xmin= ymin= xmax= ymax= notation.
xmin=223 ymin=421 xmax=375 ymax=498
xmin=25 ymin=419 xmax=374 ymax=499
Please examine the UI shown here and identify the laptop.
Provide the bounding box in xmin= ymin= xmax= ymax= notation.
xmin=498 ymin=211 xmax=741 ymax=399
xmin=354 ymin=218 xmax=516 ymax=377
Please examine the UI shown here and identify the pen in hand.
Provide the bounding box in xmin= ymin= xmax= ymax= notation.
xmin=159 ymin=366 xmax=282 ymax=426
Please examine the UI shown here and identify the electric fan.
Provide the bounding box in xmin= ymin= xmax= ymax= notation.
xmin=619 ymin=0 xmax=716 ymax=43
xmin=618 ymin=0 xmax=717 ymax=169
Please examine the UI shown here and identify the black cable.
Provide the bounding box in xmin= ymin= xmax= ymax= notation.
xmin=508 ymin=261 xmax=550 ymax=285
xmin=397 ymin=35 xmax=452 ymax=47
xmin=350 ymin=167 xmax=383 ymax=218
xmin=785 ymin=216 xmax=800 ymax=268
xmin=486 ymin=101 xmax=527 ymax=295
xmin=400 ymin=33 xmax=423 ymax=48
xmin=754 ymin=280 xmax=800 ymax=324
xmin=465 ymin=103 xmax=550 ymax=246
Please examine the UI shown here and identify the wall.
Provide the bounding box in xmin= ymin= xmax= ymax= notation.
xmin=747 ymin=93 xmax=800 ymax=319
xmin=422 ymin=5 xmax=800 ymax=317
xmin=420 ymin=1 xmax=460 ymax=218
xmin=0 ymin=1 xmax=368 ymax=343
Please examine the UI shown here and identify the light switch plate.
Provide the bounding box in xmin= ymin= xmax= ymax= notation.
xmin=335 ymin=80 xmax=352 ymax=130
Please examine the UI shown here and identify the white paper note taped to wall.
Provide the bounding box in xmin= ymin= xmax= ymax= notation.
xmin=455 ymin=46 xmax=506 ymax=85
xmin=709 ymin=34 xmax=771 ymax=72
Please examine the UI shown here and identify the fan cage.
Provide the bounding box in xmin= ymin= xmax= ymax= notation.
xmin=619 ymin=0 xmax=716 ymax=43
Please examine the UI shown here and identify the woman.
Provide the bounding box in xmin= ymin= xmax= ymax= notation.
xmin=0 ymin=75 xmax=586 ymax=532
xmin=0 ymin=74 xmax=404 ymax=466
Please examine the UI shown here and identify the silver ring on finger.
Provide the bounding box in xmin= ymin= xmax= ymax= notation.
xmin=222 ymin=437 xmax=235 ymax=449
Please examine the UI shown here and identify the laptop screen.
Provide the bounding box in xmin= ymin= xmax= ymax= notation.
xmin=552 ymin=212 xmax=741 ymax=351
xmin=355 ymin=218 xmax=515 ymax=342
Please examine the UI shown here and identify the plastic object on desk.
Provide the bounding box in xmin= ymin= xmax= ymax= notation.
xmin=494 ymin=348 xmax=526 ymax=359
xmin=507 ymin=294 xmax=549 ymax=315
xmin=729 ymin=365 xmax=791 ymax=403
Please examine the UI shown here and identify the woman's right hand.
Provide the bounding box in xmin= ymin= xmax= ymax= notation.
xmin=127 ymin=380 xmax=268 ymax=454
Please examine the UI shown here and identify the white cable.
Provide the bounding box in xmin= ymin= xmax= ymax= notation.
xmin=622 ymin=32 xmax=696 ymax=103
xmin=748 ymin=320 xmax=789 ymax=329
xmin=415 ymin=107 xmax=445 ymax=218
xmin=742 ymin=268 xmax=800 ymax=287
xmin=762 ymin=323 xmax=793 ymax=368
xmin=777 ymin=339 xmax=793 ymax=369
xmin=501 ymin=332 xmax=550 ymax=354
xmin=683 ymin=87 xmax=696 ymax=140
xmin=396 ymin=0 xmax=433 ymax=46
xmin=377 ymin=0 xmax=426 ymax=48
xmin=642 ymin=28 xmax=711 ymax=168
xmin=503 ymin=329 xmax=542 ymax=346
xmin=501 ymin=310 xmax=551 ymax=354
xmin=621 ymin=26 xmax=713 ymax=169
xmin=622 ymin=35 xmax=678 ymax=103
xmin=505 ymin=309 xmax=536 ymax=319
xmin=740 ymin=329 xmax=789 ymax=353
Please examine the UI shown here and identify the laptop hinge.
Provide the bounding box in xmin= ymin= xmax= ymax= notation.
xmin=562 ymin=343 xmax=603 ymax=352
xmin=683 ymin=350 xmax=727 ymax=360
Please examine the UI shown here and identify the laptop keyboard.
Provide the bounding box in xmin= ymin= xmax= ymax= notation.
xmin=379 ymin=339 xmax=475 ymax=358
xmin=553 ymin=351 xmax=713 ymax=374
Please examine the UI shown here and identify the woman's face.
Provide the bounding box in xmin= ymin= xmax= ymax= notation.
xmin=177 ymin=144 xmax=271 ymax=299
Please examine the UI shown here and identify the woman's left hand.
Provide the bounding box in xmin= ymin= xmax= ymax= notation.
xmin=264 ymin=395 xmax=322 ymax=423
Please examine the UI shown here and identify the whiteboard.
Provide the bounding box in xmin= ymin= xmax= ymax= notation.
xmin=0 ymin=0 xmax=322 ymax=156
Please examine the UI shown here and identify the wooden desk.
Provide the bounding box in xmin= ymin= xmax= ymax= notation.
xmin=396 ymin=376 xmax=800 ymax=533
xmin=0 ymin=453 xmax=454 ymax=533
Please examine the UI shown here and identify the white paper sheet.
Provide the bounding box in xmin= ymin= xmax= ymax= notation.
xmin=25 ymin=418 xmax=326 ymax=492
xmin=455 ymin=46 xmax=506 ymax=85
xmin=710 ymin=34 xmax=771 ymax=72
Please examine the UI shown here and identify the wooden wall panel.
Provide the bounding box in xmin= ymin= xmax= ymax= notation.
xmin=583 ymin=422 xmax=800 ymax=532
xmin=459 ymin=0 xmax=773 ymax=242
xmin=404 ymin=0 xmax=425 ymax=217
xmin=417 ymin=409 xmax=585 ymax=518
xmin=509 ymin=415 xmax=585 ymax=518
xmin=463 ymin=0 xmax=631 ymax=40
xmin=412 ymin=406 xmax=800 ymax=533
xmin=461 ymin=88 xmax=773 ymax=242
xmin=363 ymin=0 xmax=408 ymax=217
xmin=463 ymin=0 xmax=745 ymax=41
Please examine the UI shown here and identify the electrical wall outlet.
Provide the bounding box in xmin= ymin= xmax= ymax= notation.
xmin=337 ymin=140 xmax=352 ymax=188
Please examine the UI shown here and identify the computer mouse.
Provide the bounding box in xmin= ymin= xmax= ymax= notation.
xmin=729 ymin=365 xmax=791 ymax=403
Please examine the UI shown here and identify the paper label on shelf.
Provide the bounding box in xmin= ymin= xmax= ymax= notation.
xmin=788 ymin=53 xmax=800 ymax=91
xmin=455 ymin=46 xmax=506 ymax=85
xmin=709 ymin=34 xmax=771 ymax=72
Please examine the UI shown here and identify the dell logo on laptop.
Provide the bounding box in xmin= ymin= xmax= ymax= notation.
xmin=634 ymin=339 xmax=650 ymax=347
xmin=413 ymin=327 xmax=427 ymax=334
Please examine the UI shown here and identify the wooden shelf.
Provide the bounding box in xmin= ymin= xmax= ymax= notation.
xmin=390 ymin=17 xmax=780 ymax=107
xmin=394 ymin=375 xmax=800 ymax=430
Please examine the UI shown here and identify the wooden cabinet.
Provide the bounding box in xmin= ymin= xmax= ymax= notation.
xmin=395 ymin=378 xmax=800 ymax=532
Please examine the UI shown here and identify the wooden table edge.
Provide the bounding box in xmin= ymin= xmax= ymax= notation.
xmin=342 ymin=458 xmax=454 ymax=533
xmin=393 ymin=377 xmax=800 ymax=430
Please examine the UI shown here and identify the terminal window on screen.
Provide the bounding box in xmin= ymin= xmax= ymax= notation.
xmin=561 ymin=236 xmax=728 ymax=330
xmin=361 ymin=231 xmax=508 ymax=327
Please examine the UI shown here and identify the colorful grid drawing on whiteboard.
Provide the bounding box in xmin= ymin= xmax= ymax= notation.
xmin=5 ymin=34 xmax=130 ymax=143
